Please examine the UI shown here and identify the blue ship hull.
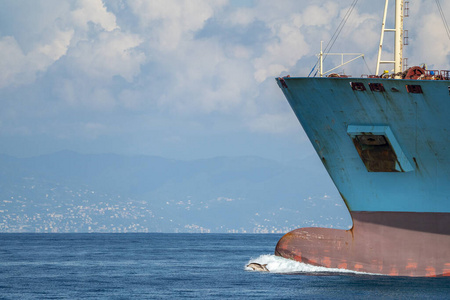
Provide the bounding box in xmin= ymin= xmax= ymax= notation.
xmin=278 ymin=77 xmax=450 ymax=212
xmin=275 ymin=76 xmax=450 ymax=276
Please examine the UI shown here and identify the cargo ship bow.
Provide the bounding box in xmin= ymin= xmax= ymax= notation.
xmin=275 ymin=0 xmax=450 ymax=277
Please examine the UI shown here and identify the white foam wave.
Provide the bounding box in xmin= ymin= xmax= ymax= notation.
xmin=245 ymin=254 xmax=378 ymax=275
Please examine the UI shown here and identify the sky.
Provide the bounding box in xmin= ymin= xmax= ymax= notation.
xmin=0 ymin=0 xmax=449 ymax=161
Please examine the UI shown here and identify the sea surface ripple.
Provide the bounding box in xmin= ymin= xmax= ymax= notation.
xmin=1 ymin=233 xmax=449 ymax=299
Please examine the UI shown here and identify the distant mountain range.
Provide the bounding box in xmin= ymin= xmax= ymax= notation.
xmin=0 ymin=151 xmax=351 ymax=233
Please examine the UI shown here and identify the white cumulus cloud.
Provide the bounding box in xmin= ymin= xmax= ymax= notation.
xmin=0 ymin=28 xmax=73 ymax=88
xmin=71 ymin=0 xmax=119 ymax=31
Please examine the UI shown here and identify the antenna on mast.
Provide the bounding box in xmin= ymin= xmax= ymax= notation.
xmin=375 ymin=0 xmax=404 ymax=77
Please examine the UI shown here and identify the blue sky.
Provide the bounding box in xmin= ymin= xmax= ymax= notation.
xmin=0 ymin=0 xmax=449 ymax=160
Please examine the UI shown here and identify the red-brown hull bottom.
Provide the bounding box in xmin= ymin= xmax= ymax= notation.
xmin=275 ymin=212 xmax=450 ymax=277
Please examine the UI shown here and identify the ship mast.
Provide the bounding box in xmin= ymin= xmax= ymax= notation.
xmin=376 ymin=0 xmax=403 ymax=76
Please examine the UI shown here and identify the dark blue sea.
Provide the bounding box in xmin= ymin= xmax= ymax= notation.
xmin=1 ymin=234 xmax=449 ymax=299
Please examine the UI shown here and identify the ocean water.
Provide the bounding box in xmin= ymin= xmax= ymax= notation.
xmin=1 ymin=234 xmax=449 ymax=299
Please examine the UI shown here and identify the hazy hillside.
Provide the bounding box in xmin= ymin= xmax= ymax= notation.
xmin=0 ymin=151 xmax=351 ymax=233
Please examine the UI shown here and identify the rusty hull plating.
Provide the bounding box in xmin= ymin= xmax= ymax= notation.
xmin=275 ymin=212 xmax=450 ymax=277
